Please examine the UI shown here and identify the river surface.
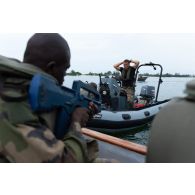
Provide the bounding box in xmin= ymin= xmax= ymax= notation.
xmin=63 ymin=75 xmax=194 ymax=145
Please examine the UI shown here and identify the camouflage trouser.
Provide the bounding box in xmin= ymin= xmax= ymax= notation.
xmin=123 ymin=86 xmax=135 ymax=106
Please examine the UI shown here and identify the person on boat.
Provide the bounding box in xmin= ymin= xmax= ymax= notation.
xmin=80 ymin=82 xmax=98 ymax=99
xmin=146 ymin=79 xmax=195 ymax=162
xmin=89 ymin=82 xmax=97 ymax=91
xmin=113 ymin=59 xmax=140 ymax=106
xmin=0 ymin=33 xmax=100 ymax=163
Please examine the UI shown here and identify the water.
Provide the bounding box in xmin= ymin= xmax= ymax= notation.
xmin=64 ymin=75 xmax=193 ymax=145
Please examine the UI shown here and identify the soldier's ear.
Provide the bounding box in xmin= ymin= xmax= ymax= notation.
xmin=46 ymin=61 xmax=57 ymax=73
xmin=47 ymin=61 xmax=56 ymax=68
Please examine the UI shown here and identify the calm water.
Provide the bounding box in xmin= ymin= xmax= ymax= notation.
xmin=64 ymin=75 xmax=193 ymax=145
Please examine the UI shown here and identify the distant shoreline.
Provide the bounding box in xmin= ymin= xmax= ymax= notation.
xmin=141 ymin=76 xmax=195 ymax=78
xmin=66 ymin=70 xmax=195 ymax=78
xmin=67 ymin=74 xmax=195 ymax=78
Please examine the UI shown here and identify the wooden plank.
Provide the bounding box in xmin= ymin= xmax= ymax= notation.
xmin=82 ymin=128 xmax=147 ymax=155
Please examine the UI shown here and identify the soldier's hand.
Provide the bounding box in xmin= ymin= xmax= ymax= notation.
xmin=71 ymin=107 xmax=90 ymax=127
xmin=88 ymin=102 xmax=98 ymax=118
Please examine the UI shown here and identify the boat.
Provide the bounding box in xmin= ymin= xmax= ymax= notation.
xmin=138 ymin=75 xmax=148 ymax=82
xmin=82 ymin=128 xmax=146 ymax=162
xmin=86 ymin=62 xmax=170 ymax=135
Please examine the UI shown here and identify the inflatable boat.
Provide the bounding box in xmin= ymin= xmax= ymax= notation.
xmin=138 ymin=75 xmax=148 ymax=82
xmin=87 ymin=63 xmax=170 ymax=135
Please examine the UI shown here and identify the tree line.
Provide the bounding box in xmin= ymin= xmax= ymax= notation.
xmin=67 ymin=70 xmax=119 ymax=76
xmin=140 ymin=73 xmax=195 ymax=77
xmin=67 ymin=70 xmax=195 ymax=77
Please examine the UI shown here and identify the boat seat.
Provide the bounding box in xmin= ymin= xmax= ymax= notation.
xmin=111 ymin=96 xmax=128 ymax=111
xmin=119 ymin=89 xmax=127 ymax=97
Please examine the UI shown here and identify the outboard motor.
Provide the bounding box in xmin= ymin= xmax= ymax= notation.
xmin=147 ymin=79 xmax=195 ymax=162
xmin=139 ymin=85 xmax=155 ymax=105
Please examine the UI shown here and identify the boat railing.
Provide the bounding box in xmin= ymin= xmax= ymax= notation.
xmin=134 ymin=62 xmax=163 ymax=102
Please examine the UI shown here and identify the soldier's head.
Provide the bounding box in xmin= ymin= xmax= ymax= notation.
xmin=89 ymin=82 xmax=97 ymax=90
xmin=123 ymin=59 xmax=130 ymax=70
xmin=23 ymin=33 xmax=71 ymax=85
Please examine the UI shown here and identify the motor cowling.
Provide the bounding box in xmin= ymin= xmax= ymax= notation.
xmin=134 ymin=85 xmax=155 ymax=107
xmin=140 ymin=85 xmax=155 ymax=99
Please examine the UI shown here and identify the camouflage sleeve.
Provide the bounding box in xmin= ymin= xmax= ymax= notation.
xmin=0 ymin=84 xmax=98 ymax=162
xmin=63 ymin=122 xmax=99 ymax=163
xmin=0 ymin=110 xmax=98 ymax=163
xmin=0 ymin=109 xmax=63 ymax=162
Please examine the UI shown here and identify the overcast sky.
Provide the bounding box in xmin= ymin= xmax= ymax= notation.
xmin=0 ymin=33 xmax=195 ymax=75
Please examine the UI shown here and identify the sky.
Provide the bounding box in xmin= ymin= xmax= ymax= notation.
xmin=0 ymin=33 xmax=195 ymax=75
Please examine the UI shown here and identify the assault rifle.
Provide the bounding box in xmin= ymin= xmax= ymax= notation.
xmin=29 ymin=74 xmax=101 ymax=139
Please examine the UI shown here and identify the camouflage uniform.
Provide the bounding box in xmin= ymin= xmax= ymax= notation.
xmin=123 ymin=86 xmax=135 ymax=105
xmin=119 ymin=67 xmax=136 ymax=106
xmin=0 ymin=55 xmax=98 ymax=163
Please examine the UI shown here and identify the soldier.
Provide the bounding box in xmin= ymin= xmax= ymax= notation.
xmin=113 ymin=59 xmax=140 ymax=107
xmin=0 ymin=33 xmax=98 ymax=162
